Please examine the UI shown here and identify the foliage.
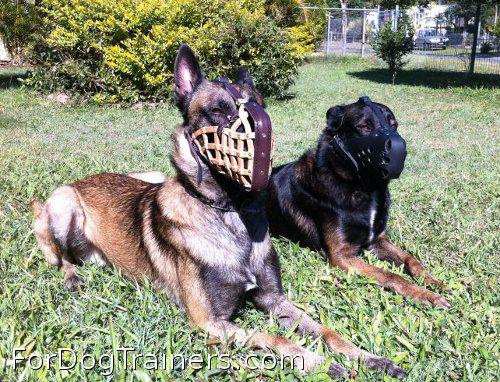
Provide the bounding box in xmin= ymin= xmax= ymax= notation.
xmin=442 ymin=2 xmax=497 ymax=33
xmin=0 ymin=0 xmax=41 ymax=64
xmin=288 ymin=23 xmax=322 ymax=56
xmin=326 ymin=0 xmax=429 ymax=9
xmin=371 ymin=13 xmax=414 ymax=84
xmin=1 ymin=60 xmax=499 ymax=381
xmin=26 ymin=0 xmax=302 ymax=102
xmin=486 ymin=20 xmax=500 ymax=39
xmin=480 ymin=41 xmax=492 ymax=54
xmin=265 ymin=0 xmax=326 ymax=53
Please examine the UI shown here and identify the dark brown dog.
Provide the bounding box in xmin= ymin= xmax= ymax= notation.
xmin=267 ymin=99 xmax=450 ymax=308
xmin=33 ymin=45 xmax=406 ymax=378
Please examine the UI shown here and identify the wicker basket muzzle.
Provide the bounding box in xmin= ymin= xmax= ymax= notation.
xmin=191 ymin=101 xmax=274 ymax=191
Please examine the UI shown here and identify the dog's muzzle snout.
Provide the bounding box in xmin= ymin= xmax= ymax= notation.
xmin=190 ymin=77 xmax=274 ymax=192
xmin=331 ymin=96 xmax=407 ymax=181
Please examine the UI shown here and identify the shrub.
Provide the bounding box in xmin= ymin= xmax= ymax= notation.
xmin=480 ymin=42 xmax=492 ymax=54
xmin=27 ymin=0 xmax=302 ymax=102
xmin=265 ymin=0 xmax=326 ymax=52
xmin=371 ymin=13 xmax=414 ymax=84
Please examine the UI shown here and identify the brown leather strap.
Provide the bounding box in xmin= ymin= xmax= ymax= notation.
xmin=245 ymin=102 xmax=272 ymax=192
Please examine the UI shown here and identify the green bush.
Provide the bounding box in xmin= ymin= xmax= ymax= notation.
xmin=479 ymin=42 xmax=492 ymax=54
xmin=265 ymin=0 xmax=326 ymax=52
xmin=371 ymin=13 xmax=414 ymax=84
xmin=27 ymin=0 xmax=302 ymax=103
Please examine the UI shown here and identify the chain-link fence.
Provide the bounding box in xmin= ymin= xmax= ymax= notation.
xmin=308 ymin=7 xmax=500 ymax=75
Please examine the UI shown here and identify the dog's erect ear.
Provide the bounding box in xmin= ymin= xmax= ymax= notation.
xmin=235 ymin=67 xmax=256 ymax=89
xmin=174 ymin=44 xmax=205 ymax=111
xmin=235 ymin=67 xmax=266 ymax=108
xmin=326 ymin=105 xmax=345 ymax=132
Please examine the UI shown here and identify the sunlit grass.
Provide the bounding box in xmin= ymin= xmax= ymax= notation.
xmin=0 ymin=59 xmax=499 ymax=381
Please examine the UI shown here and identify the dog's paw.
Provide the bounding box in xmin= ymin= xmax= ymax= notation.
xmin=365 ymin=355 xmax=408 ymax=379
xmin=64 ymin=273 xmax=84 ymax=292
xmin=326 ymin=360 xmax=349 ymax=379
xmin=423 ymin=291 xmax=451 ymax=309
xmin=424 ymin=276 xmax=451 ymax=292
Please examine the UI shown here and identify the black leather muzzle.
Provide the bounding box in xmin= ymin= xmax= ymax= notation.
xmin=331 ymin=96 xmax=407 ymax=181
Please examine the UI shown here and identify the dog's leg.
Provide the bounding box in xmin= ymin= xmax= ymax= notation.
xmin=370 ymin=233 xmax=449 ymax=290
xmin=202 ymin=319 xmax=349 ymax=378
xmin=253 ymin=292 xmax=407 ymax=379
xmin=324 ymin=232 xmax=450 ymax=308
xmin=178 ymin=271 xmax=348 ymax=378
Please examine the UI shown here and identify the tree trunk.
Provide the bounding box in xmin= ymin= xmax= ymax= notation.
xmin=468 ymin=2 xmax=481 ymax=75
xmin=341 ymin=0 xmax=348 ymax=55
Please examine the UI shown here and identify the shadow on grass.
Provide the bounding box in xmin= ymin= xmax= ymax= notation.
xmin=348 ymin=68 xmax=500 ymax=89
xmin=0 ymin=70 xmax=29 ymax=89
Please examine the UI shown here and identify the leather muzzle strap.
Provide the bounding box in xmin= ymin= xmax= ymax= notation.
xmin=184 ymin=130 xmax=203 ymax=185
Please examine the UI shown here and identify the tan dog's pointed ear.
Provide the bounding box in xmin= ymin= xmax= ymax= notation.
xmin=235 ymin=67 xmax=266 ymax=108
xmin=173 ymin=44 xmax=205 ymax=112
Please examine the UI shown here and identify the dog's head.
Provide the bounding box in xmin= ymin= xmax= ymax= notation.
xmin=320 ymin=99 xmax=404 ymax=182
xmin=325 ymin=99 xmax=398 ymax=141
xmin=173 ymin=44 xmax=265 ymax=130
xmin=172 ymin=44 xmax=271 ymax=195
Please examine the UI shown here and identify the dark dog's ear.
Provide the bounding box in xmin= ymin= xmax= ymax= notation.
xmin=235 ymin=67 xmax=266 ymax=108
xmin=326 ymin=105 xmax=345 ymax=132
xmin=173 ymin=44 xmax=205 ymax=111
xmin=235 ymin=67 xmax=256 ymax=88
xmin=376 ymin=103 xmax=399 ymax=131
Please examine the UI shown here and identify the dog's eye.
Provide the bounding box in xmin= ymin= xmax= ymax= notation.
xmin=211 ymin=108 xmax=223 ymax=115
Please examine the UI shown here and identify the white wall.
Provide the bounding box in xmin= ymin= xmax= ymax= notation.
xmin=0 ymin=39 xmax=12 ymax=62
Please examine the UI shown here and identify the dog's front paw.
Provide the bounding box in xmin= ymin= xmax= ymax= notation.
xmin=365 ymin=355 xmax=408 ymax=379
xmin=326 ymin=360 xmax=349 ymax=379
xmin=422 ymin=290 xmax=451 ymax=309
xmin=64 ymin=273 xmax=84 ymax=292
xmin=424 ymin=276 xmax=451 ymax=292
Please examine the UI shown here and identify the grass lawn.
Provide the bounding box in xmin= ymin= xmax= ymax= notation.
xmin=0 ymin=58 xmax=498 ymax=382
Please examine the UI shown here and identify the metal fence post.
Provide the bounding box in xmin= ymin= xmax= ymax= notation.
xmin=361 ymin=9 xmax=366 ymax=58
xmin=377 ymin=5 xmax=381 ymax=32
xmin=395 ymin=5 xmax=399 ymax=30
xmin=326 ymin=12 xmax=331 ymax=56
xmin=342 ymin=9 xmax=347 ymax=55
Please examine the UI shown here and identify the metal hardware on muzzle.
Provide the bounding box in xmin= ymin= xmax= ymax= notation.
xmin=189 ymin=78 xmax=274 ymax=192
xmin=332 ymin=96 xmax=407 ymax=181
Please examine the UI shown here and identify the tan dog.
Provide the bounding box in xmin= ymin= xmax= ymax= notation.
xmin=33 ymin=44 xmax=406 ymax=379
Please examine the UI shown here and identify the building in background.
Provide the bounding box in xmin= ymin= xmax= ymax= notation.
xmin=0 ymin=39 xmax=12 ymax=62
xmin=408 ymin=4 xmax=452 ymax=33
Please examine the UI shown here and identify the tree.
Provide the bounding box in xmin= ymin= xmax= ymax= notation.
xmin=372 ymin=13 xmax=414 ymax=84
xmin=326 ymin=0 xmax=429 ymax=10
xmin=0 ymin=0 xmax=41 ymax=64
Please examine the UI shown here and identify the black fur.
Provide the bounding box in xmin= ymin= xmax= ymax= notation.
xmin=267 ymin=99 xmax=399 ymax=253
